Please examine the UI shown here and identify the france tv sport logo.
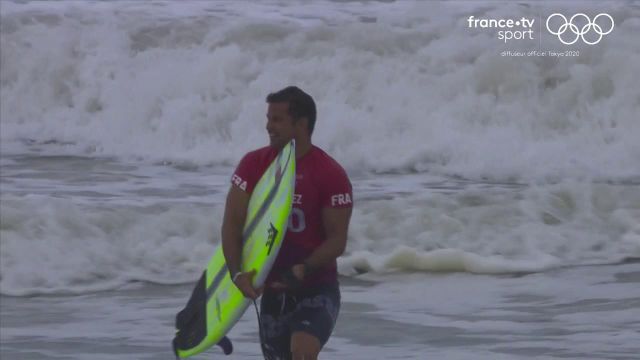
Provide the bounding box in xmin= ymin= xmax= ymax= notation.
xmin=546 ymin=13 xmax=614 ymax=45
xmin=466 ymin=16 xmax=535 ymax=43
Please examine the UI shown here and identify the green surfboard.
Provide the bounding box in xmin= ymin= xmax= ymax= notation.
xmin=173 ymin=141 xmax=296 ymax=358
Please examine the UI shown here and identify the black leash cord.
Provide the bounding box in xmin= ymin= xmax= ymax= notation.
xmin=253 ymin=299 xmax=272 ymax=360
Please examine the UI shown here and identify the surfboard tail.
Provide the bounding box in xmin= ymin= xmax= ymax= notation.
xmin=173 ymin=271 xmax=208 ymax=357
xmin=173 ymin=270 xmax=235 ymax=357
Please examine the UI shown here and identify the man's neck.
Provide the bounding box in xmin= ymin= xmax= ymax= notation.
xmin=295 ymin=139 xmax=312 ymax=159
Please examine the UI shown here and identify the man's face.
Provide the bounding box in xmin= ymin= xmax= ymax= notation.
xmin=266 ymin=102 xmax=297 ymax=149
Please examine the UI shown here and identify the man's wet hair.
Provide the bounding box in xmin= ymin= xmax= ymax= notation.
xmin=266 ymin=86 xmax=317 ymax=135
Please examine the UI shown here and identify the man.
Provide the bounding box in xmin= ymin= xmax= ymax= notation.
xmin=221 ymin=86 xmax=353 ymax=360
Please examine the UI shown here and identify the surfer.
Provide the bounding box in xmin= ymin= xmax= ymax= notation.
xmin=222 ymin=86 xmax=353 ymax=360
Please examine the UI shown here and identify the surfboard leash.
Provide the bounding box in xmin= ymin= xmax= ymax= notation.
xmin=253 ymin=299 xmax=272 ymax=360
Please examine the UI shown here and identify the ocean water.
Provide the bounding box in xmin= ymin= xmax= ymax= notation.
xmin=1 ymin=1 xmax=639 ymax=359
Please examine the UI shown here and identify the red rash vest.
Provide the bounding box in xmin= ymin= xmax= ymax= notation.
xmin=231 ymin=145 xmax=353 ymax=287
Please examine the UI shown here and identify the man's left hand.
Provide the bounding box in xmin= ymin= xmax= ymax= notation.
xmin=271 ymin=263 xmax=305 ymax=289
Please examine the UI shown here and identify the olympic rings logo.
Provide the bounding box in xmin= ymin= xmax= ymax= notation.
xmin=546 ymin=13 xmax=614 ymax=45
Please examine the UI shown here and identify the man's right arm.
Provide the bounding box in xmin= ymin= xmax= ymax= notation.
xmin=221 ymin=184 xmax=260 ymax=299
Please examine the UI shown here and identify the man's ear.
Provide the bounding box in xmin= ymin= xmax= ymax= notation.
xmin=295 ymin=116 xmax=309 ymax=133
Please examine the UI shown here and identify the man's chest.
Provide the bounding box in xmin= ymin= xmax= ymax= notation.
xmin=292 ymin=170 xmax=320 ymax=210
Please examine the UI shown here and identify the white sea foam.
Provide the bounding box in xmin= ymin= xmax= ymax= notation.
xmin=1 ymin=179 xmax=638 ymax=295
xmin=1 ymin=0 xmax=639 ymax=180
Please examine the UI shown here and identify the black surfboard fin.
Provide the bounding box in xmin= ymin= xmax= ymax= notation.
xmin=216 ymin=335 xmax=233 ymax=355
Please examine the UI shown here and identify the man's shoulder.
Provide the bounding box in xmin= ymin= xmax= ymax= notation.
xmin=313 ymin=147 xmax=351 ymax=185
xmin=242 ymin=146 xmax=276 ymax=163
xmin=233 ymin=146 xmax=277 ymax=192
xmin=235 ymin=146 xmax=275 ymax=176
xmin=246 ymin=145 xmax=274 ymax=157
xmin=310 ymin=146 xmax=350 ymax=179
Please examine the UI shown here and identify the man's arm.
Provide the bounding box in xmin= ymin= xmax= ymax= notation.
xmin=221 ymin=184 xmax=260 ymax=299
xmin=292 ymin=207 xmax=352 ymax=279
